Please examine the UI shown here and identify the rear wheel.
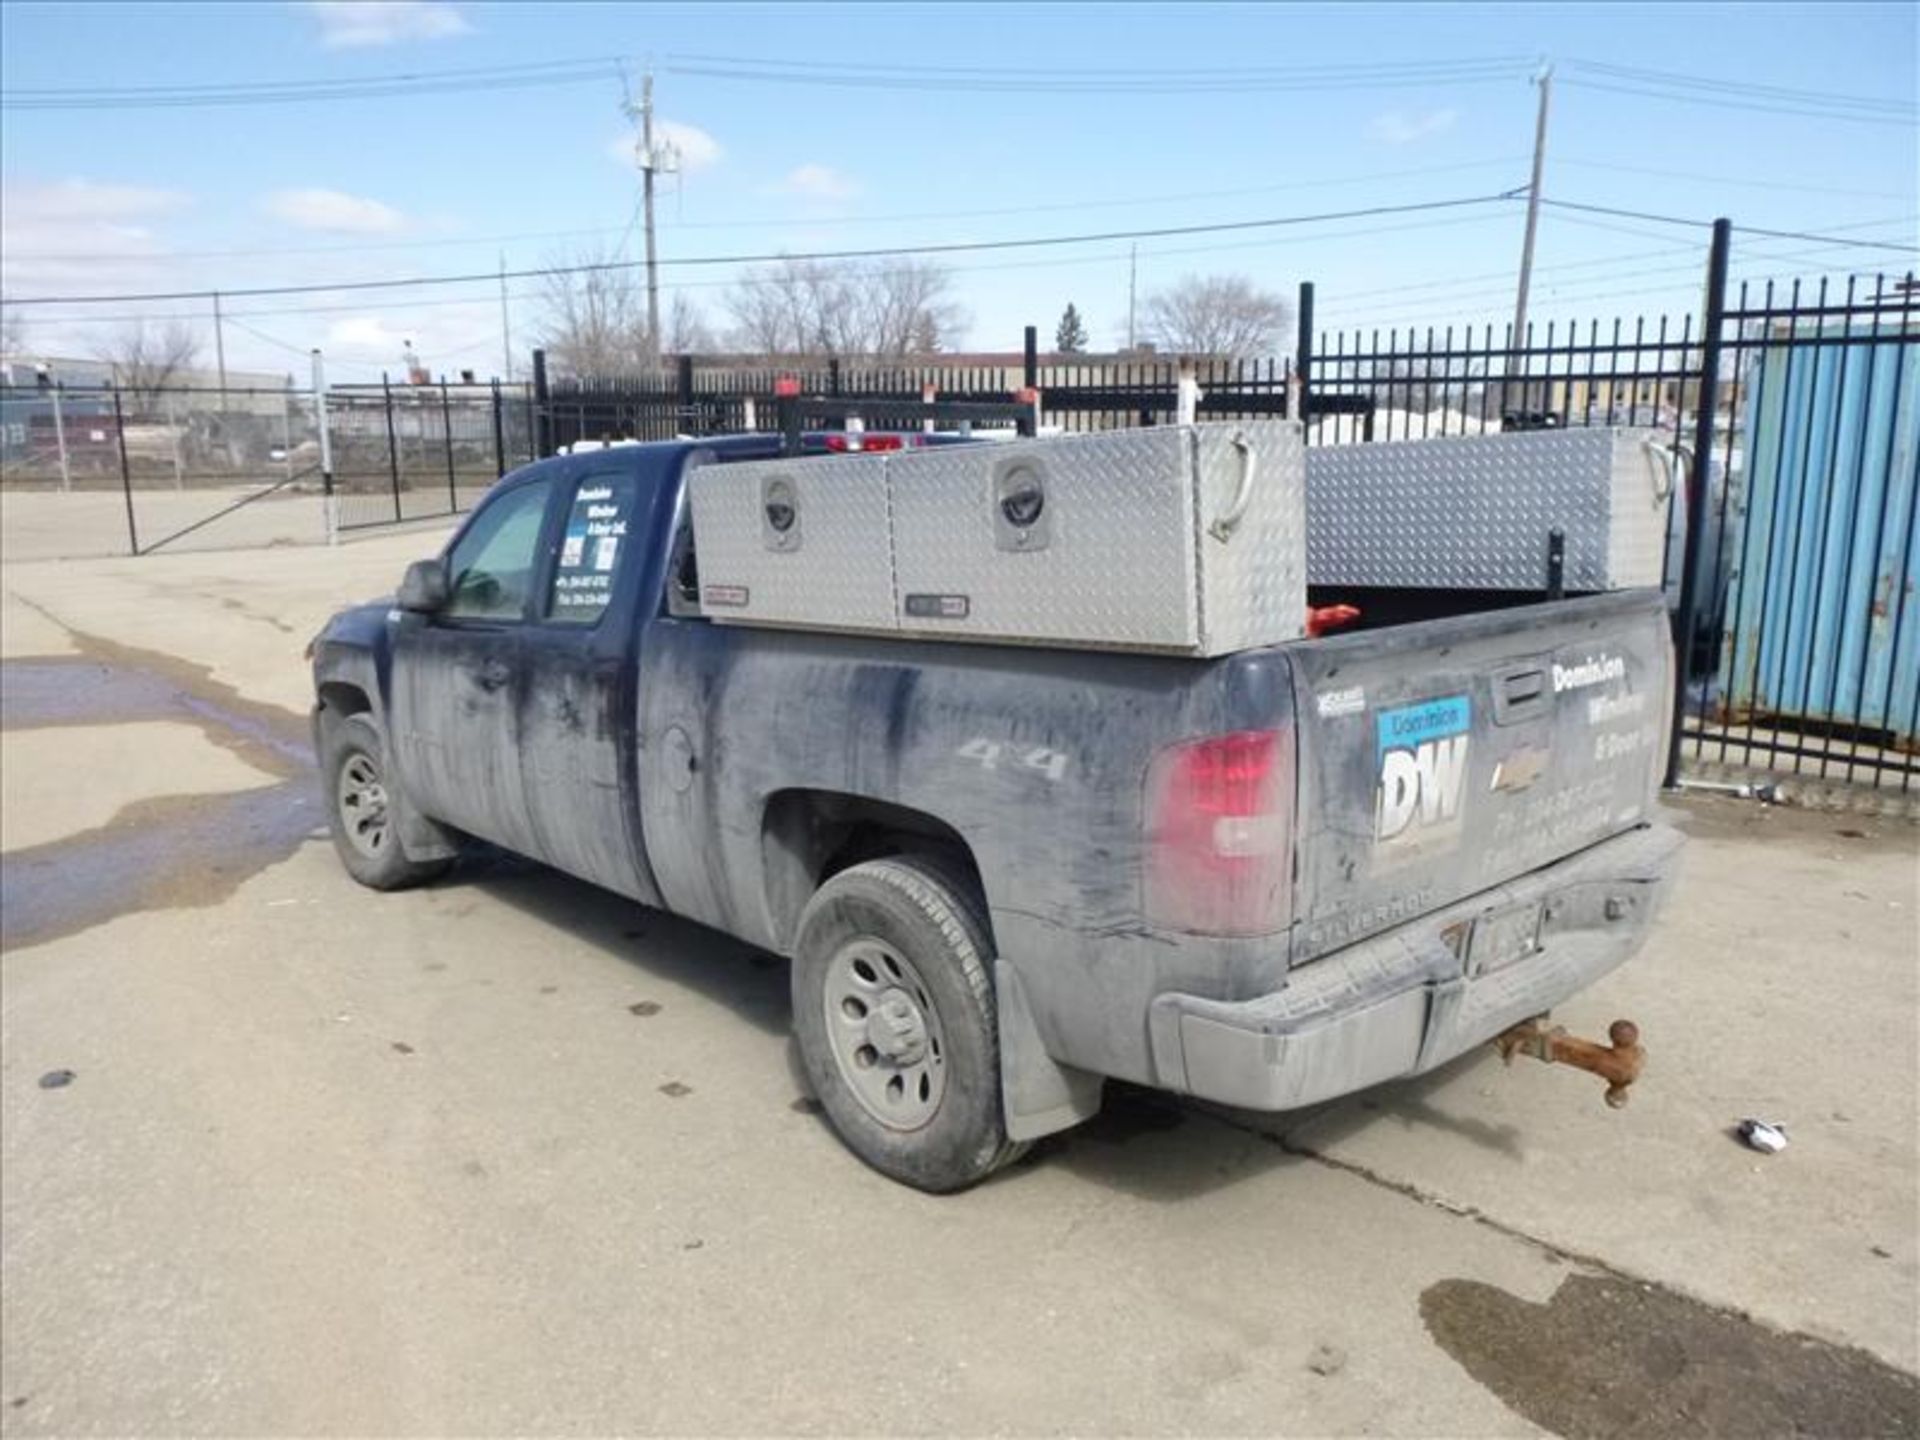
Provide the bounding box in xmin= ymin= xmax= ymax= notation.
xmin=791 ymin=856 xmax=1024 ymax=1192
xmin=322 ymin=713 xmax=451 ymax=890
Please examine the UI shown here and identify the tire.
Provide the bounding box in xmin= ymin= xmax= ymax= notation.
xmin=791 ymin=856 xmax=1026 ymax=1193
xmin=321 ymin=713 xmax=452 ymax=891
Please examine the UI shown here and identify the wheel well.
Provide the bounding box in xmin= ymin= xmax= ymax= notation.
xmin=761 ymin=789 xmax=986 ymax=954
xmin=317 ymin=681 xmax=372 ymax=720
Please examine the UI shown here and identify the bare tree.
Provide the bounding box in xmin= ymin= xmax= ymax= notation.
xmin=723 ymin=256 xmax=965 ymax=359
xmin=1141 ymin=274 xmax=1292 ymax=360
xmin=662 ymin=293 xmax=715 ymax=355
xmin=536 ymin=245 xmax=650 ymax=376
xmin=97 ymin=318 xmax=202 ymax=415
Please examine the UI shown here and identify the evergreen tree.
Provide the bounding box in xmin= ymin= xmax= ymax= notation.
xmin=1055 ymin=302 xmax=1088 ymax=354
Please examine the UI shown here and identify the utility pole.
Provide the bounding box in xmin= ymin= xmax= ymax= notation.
xmin=641 ymin=73 xmax=659 ymax=357
xmin=1508 ymin=63 xmax=1553 ymax=396
xmin=498 ymin=251 xmax=514 ymax=381
xmin=212 ymin=290 xmax=228 ymax=396
xmin=624 ymin=71 xmax=679 ymax=361
xmin=1127 ymin=243 xmax=1138 ymax=350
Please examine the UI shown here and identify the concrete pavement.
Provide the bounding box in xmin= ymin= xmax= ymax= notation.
xmin=2 ymin=537 xmax=1915 ymax=1436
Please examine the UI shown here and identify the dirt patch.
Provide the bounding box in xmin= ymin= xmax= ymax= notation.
xmin=1422 ymin=1272 xmax=1919 ymax=1438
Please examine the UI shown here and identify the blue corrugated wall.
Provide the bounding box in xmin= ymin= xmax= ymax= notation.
xmin=1721 ymin=325 xmax=1920 ymax=742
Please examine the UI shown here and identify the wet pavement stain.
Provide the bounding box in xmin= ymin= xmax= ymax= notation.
xmin=1 ymin=613 xmax=322 ymax=951
xmin=1421 ymin=1273 xmax=1919 ymax=1438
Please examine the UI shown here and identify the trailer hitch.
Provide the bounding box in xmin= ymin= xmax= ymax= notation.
xmin=1495 ymin=1017 xmax=1644 ymax=1109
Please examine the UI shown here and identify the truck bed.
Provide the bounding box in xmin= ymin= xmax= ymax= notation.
xmin=638 ymin=580 xmax=1673 ymax=1094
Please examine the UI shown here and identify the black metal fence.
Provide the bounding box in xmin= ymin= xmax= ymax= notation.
xmin=521 ymin=247 xmax=1916 ymax=795
xmin=6 ymin=233 xmax=1911 ymax=795
xmin=325 ymin=379 xmax=536 ymax=532
xmin=0 ymin=380 xmax=328 ymax=559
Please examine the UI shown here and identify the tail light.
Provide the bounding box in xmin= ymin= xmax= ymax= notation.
xmin=823 ymin=433 xmax=906 ymax=453
xmin=1144 ymin=729 xmax=1294 ymax=936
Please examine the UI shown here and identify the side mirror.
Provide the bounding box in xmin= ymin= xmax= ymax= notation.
xmin=397 ymin=557 xmax=451 ymax=614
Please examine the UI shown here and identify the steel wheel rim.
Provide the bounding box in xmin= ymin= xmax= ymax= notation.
xmin=336 ymin=751 xmax=391 ymax=860
xmin=822 ymin=937 xmax=948 ymax=1131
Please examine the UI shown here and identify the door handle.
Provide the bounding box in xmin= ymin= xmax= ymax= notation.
xmin=475 ymin=658 xmax=513 ymax=692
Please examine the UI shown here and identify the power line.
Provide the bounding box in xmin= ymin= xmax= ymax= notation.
xmin=661 ymin=62 xmax=1530 ymax=95
xmin=1560 ymin=59 xmax=1916 ymax=116
xmin=1558 ymin=77 xmax=1918 ymax=126
xmin=1536 ymin=198 xmax=1920 ymax=254
xmin=1554 ymin=156 xmax=1913 ymax=202
xmin=14 ymin=208 xmax=1520 ymax=328
xmin=667 ymin=51 xmax=1536 ymax=79
xmin=4 ymin=156 xmax=1532 ymax=266
xmin=221 ymin=316 xmax=312 ymax=357
xmin=0 ymin=192 xmax=1523 ymax=307
xmin=0 ymin=56 xmax=625 ymax=109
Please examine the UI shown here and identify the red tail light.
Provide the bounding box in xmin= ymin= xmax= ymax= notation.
xmin=1144 ymin=729 xmax=1294 ymax=936
xmin=823 ymin=433 xmax=906 ymax=453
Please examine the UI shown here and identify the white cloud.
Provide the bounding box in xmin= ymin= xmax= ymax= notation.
xmin=773 ymin=163 xmax=859 ymax=202
xmin=1368 ymin=108 xmax=1458 ymax=145
xmin=306 ymin=1 xmax=468 ymax=48
xmin=266 ymin=187 xmax=407 ymax=233
xmin=6 ymin=178 xmax=188 ymax=224
xmin=328 ymin=316 xmax=408 ymax=352
xmin=0 ymin=178 xmax=192 ymax=295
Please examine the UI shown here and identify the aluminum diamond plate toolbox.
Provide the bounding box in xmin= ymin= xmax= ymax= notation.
xmin=688 ymin=450 xmax=897 ymax=632
xmin=1304 ymin=427 xmax=1675 ymax=592
xmin=889 ymin=420 xmax=1306 ymax=654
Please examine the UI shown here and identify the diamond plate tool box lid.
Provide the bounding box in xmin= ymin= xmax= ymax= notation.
xmin=1304 ymin=427 xmax=1674 ymax=592
xmin=687 ymin=450 xmax=898 ymax=632
xmin=888 ymin=420 xmax=1306 ymax=654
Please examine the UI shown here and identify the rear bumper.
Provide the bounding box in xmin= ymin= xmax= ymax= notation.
xmin=1146 ymin=822 xmax=1685 ymax=1111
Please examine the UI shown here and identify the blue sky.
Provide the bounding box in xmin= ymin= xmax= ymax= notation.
xmin=2 ymin=1 xmax=1915 ymax=381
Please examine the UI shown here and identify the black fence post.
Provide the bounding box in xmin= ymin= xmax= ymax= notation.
xmin=382 ymin=373 xmax=403 ymax=523
xmin=1665 ymin=217 xmax=1733 ymax=789
xmin=439 ymin=379 xmax=458 ymax=513
xmin=1295 ymin=282 xmax=1315 ymax=430
xmin=113 ymin=383 xmax=139 ymax=555
xmin=531 ymin=348 xmax=552 ymax=457
xmin=827 ymin=356 xmax=842 ymax=398
xmin=677 ymin=354 xmax=695 ymax=434
xmin=1023 ymin=325 xmax=1038 ymax=391
xmin=778 ymin=391 xmax=801 ymax=455
xmin=490 ymin=379 xmax=506 ymax=479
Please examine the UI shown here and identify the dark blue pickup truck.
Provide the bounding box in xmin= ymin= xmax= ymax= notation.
xmin=310 ymin=434 xmax=1683 ymax=1191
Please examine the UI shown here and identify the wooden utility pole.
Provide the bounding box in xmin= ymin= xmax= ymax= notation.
xmin=640 ymin=72 xmax=660 ymax=358
xmin=1127 ymin=243 xmax=1138 ymax=349
xmin=1508 ymin=64 xmax=1554 ymax=388
xmin=498 ymin=252 xmax=514 ymax=381
xmin=212 ymin=290 xmax=228 ymax=395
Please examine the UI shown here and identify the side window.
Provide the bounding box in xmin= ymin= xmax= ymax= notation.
xmin=547 ymin=473 xmax=641 ymax=625
xmin=444 ymin=480 xmax=551 ymax=621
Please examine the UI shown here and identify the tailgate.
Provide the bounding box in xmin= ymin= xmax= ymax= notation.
xmin=1287 ymin=590 xmax=1672 ymax=964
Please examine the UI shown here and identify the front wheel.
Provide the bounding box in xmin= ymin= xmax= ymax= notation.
xmin=322 ymin=713 xmax=451 ymax=891
xmin=791 ymin=856 xmax=1024 ymax=1192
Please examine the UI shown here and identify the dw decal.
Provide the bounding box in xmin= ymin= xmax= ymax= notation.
xmin=1376 ymin=695 xmax=1472 ymax=844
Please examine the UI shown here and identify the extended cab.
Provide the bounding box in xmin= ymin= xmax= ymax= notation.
xmin=310 ymin=434 xmax=1683 ymax=1191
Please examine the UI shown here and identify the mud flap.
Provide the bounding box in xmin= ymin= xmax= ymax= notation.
xmin=996 ymin=960 xmax=1104 ymax=1141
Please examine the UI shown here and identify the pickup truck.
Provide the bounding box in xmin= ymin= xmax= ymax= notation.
xmin=309 ymin=432 xmax=1684 ymax=1192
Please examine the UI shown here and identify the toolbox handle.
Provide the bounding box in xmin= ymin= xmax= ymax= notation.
xmin=1208 ymin=430 xmax=1257 ymax=543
